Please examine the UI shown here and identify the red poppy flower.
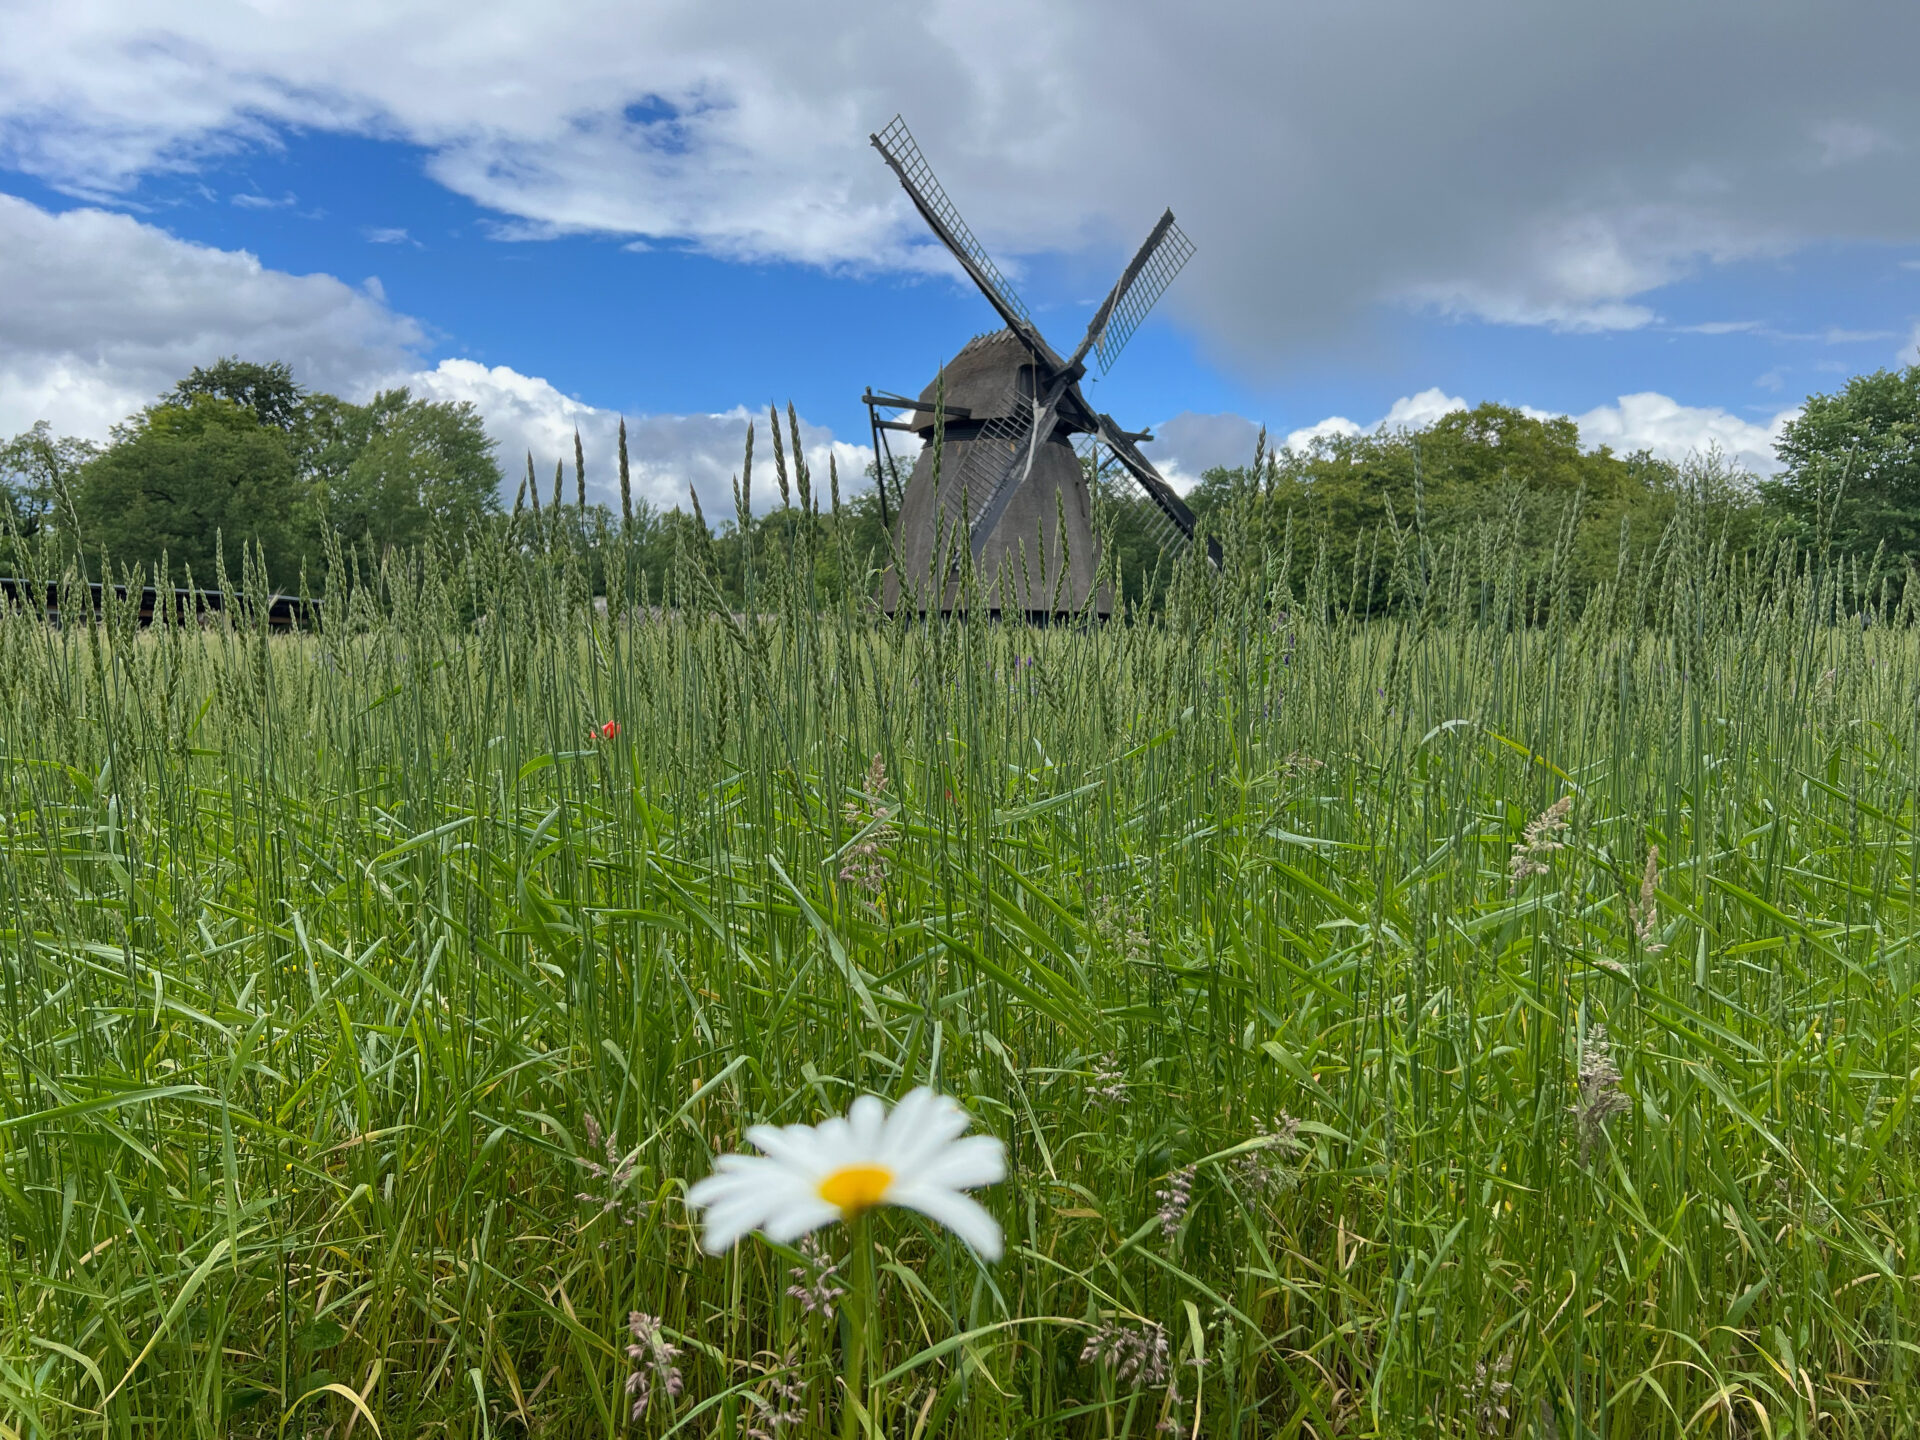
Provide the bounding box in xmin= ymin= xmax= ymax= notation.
xmin=593 ymin=720 xmax=621 ymax=741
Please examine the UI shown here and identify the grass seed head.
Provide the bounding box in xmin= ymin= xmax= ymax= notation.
xmin=1080 ymin=1318 xmax=1171 ymax=1389
xmin=623 ymin=1312 xmax=684 ymax=1421
xmin=1087 ymin=1053 xmax=1129 ymax=1105
xmin=1573 ymin=1025 xmax=1631 ymax=1163
xmin=1630 ymin=844 xmax=1665 ymax=951
xmin=1509 ymin=794 xmax=1573 ymax=889
xmin=1155 ymin=1165 xmax=1195 ymax=1240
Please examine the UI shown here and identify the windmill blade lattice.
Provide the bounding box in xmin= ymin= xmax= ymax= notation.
xmin=934 ymin=379 xmax=1035 ymax=536
xmin=872 ymin=116 xmax=1036 ymax=335
xmin=1093 ymin=214 xmax=1194 ymax=374
xmin=1079 ymin=434 xmax=1189 ymax=557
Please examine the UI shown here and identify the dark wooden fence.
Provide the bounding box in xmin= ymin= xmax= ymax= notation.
xmin=0 ymin=578 xmax=316 ymax=631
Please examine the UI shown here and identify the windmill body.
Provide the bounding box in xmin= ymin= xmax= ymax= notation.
xmin=883 ymin=331 xmax=1105 ymax=618
xmin=863 ymin=116 xmax=1215 ymax=619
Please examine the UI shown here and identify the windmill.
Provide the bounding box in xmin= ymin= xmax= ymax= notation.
xmin=862 ymin=115 xmax=1216 ymax=619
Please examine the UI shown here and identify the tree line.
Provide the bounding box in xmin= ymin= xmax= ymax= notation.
xmin=1097 ymin=369 xmax=1920 ymax=609
xmin=0 ymin=358 xmax=897 ymax=602
xmin=5 ymin=357 xmax=1919 ymax=604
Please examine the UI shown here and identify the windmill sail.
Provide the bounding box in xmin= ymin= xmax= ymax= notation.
xmin=934 ymin=378 xmax=1035 ymax=536
xmin=1080 ymin=434 xmax=1189 ymax=556
xmin=967 ymin=386 xmax=1073 ymax=553
xmin=1090 ymin=210 xmax=1194 ymax=374
xmin=871 ymin=116 xmax=1059 ymax=367
xmin=1092 ymin=415 xmax=1220 ymax=564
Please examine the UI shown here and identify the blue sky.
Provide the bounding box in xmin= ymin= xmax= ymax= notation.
xmin=5 ymin=2 xmax=1920 ymax=508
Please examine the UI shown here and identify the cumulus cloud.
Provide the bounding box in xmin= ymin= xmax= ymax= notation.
xmin=1148 ymin=386 xmax=1792 ymax=486
xmin=1141 ymin=389 xmax=1471 ymax=488
xmin=1272 ymin=389 xmax=1470 ymax=456
xmin=0 ymin=192 xmax=867 ymax=514
xmin=1569 ymin=394 xmax=1793 ymax=473
xmin=4 ymin=3 xmax=1920 ymax=361
xmin=0 ymin=191 xmax=420 ymax=438
xmin=1144 ymin=410 xmax=1265 ymax=490
xmin=408 ymin=359 xmax=870 ymax=517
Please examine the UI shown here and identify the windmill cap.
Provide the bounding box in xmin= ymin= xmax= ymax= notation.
xmin=906 ymin=330 xmax=1085 ymax=436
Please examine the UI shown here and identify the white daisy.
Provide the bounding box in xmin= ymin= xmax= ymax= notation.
xmin=686 ymin=1087 xmax=1007 ymax=1260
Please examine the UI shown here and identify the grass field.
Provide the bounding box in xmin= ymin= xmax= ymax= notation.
xmin=2 ymin=513 xmax=1918 ymax=1438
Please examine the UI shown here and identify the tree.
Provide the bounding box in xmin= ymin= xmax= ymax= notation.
xmin=1184 ymin=402 xmax=1755 ymax=610
xmin=309 ymin=389 xmax=503 ymax=553
xmin=1 ymin=422 xmax=98 ymax=538
xmin=71 ymin=396 xmax=299 ymax=585
xmin=169 ymin=358 xmax=306 ymax=432
xmin=1764 ymin=365 xmax=1920 ymax=562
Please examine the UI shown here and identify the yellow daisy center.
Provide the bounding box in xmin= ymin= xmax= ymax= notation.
xmin=818 ymin=1163 xmax=894 ymax=1216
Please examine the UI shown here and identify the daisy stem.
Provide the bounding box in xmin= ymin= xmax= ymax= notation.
xmin=842 ymin=1213 xmax=876 ymax=1440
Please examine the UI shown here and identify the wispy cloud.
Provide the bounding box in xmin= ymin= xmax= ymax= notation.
xmin=231 ymin=189 xmax=296 ymax=209
xmin=1812 ymin=119 xmax=1894 ymax=169
xmin=1674 ymin=320 xmax=1896 ymax=344
xmin=363 ymin=226 xmax=420 ymax=246
xmin=1676 ymin=319 xmax=1764 ymax=335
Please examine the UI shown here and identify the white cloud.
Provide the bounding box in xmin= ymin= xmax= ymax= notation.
xmin=1280 ymin=388 xmax=1467 ymax=454
xmin=1143 ymin=410 xmax=1265 ymax=491
xmin=1568 ymin=393 xmax=1793 ymax=473
xmin=1147 ymin=389 xmax=1470 ymax=485
xmin=364 ymin=226 xmax=416 ymax=245
xmin=1379 ymin=388 xmax=1468 ymax=431
xmin=1282 ymin=415 xmax=1363 ymax=455
xmin=0 ymin=192 xmax=869 ymax=515
xmin=407 ymin=359 xmax=871 ymax=517
xmin=1154 ymin=387 xmax=1792 ymax=483
xmin=4 ymin=4 xmax=1920 ymax=357
xmin=1680 ymin=320 xmax=1765 ymax=336
xmin=0 ymin=191 xmax=420 ymax=438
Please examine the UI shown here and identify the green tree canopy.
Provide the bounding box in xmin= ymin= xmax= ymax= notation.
xmin=168 ymin=357 xmax=307 ymax=432
xmin=1181 ymin=402 xmax=1758 ymax=608
xmin=308 ymin=388 xmax=503 ymax=552
xmin=1763 ymin=365 xmax=1920 ymax=562
xmin=71 ymin=396 xmax=298 ymax=585
xmin=1 ymin=421 xmax=98 ymax=538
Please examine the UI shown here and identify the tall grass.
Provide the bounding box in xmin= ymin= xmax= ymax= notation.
xmin=1 ymin=500 xmax=1917 ymax=1438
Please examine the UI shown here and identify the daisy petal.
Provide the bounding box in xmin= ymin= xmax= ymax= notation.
xmin=698 ymin=1200 xmax=765 ymax=1254
xmin=845 ymin=1094 xmax=887 ymax=1152
xmin=882 ymin=1088 xmax=971 ymax=1170
xmin=915 ymin=1133 xmax=1007 ymax=1190
xmin=745 ymin=1123 xmax=833 ymax=1176
xmin=890 ymin=1182 xmax=1004 ymax=1262
xmin=759 ymin=1195 xmax=841 ymax=1243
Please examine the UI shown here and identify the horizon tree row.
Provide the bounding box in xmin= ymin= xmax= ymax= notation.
xmin=6 ymin=357 xmax=1920 ymax=605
